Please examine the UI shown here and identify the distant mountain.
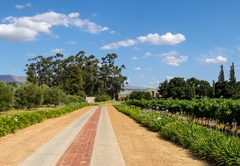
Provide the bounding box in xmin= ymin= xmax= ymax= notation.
xmin=123 ymin=84 xmax=148 ymax=90
xmin=0 ymin=75 xmax=27 ymax=84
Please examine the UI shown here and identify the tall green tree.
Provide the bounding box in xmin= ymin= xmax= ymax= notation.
xmin=197 ymin=80 xmax=211 ymax=97
xmin=158 ymin=79 xmax=169 ymax=98
xmin=227 ymin=62 xmax=236 ymax=98
xmin=75 ymin=51 xmax=100 ymax=96
xmin=25 ymin=63 xmax=37 ymax=84
xmin=167 ymin=77 xmax=191 ymax=99
xmin=212 ymin=80 xmax=215 ymax=98
xmin=62 ymin=56 xmax=85 ymax=96
xmin=25 ymin=53 xmax=64 ymax=86
xmin=229 ymin=62 xmax=236 ymax=83
xmin=218 ymin=64 xmax=225 ymax=83
xmin=99 ymin=53 xmax=127 ymax=100
xmin=0 ymin=81 xmax=14 ymax=111
xmin=215 ymin=64 xmax=227 ymax=98
xmin=186 ymin=77 xmax=198 ymax=98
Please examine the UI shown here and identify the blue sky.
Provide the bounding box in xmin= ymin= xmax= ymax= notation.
xmin=0 ymin=1 xmax=240 ymax=88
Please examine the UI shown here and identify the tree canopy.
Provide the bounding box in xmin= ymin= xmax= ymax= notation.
xmin=158 ymin=63 xmax=240 ymax=99
xmin=25 ymin=51 xmax=127 ymax=99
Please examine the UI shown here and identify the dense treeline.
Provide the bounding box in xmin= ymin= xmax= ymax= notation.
xmin=25 ymin=51 xmax=127 ymax=99
xmin=0 ymin=50 xmax=127 ymax=111
xmin=158 ymin=63 xmax=240 ymax=99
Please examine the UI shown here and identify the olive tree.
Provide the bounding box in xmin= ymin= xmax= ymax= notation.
xmin=14 ymin=83 xmax=43 ymax=110
xmin=0 ymin=81 xmax=14 ymax=111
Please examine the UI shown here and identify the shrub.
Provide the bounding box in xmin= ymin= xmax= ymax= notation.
xmin=14 ymin=83 xmax=43 ymax=110
xmin=0 ymin=81 xmax=14 ymax=111
xmin=43 ymin=86 xmax=66 ymax=106
xmin=64 ymin=95 xmax=86 ymax=105
xmin=94 ymin=94 xmax=111 ymax=102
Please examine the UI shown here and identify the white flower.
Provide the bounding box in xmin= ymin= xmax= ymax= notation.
xmin=14 ymin=117 xmax=18 ymax=122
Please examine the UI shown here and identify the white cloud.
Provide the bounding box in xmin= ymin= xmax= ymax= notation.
xmin=139 ymin=74 xmax=144 ymax=77
xmin=205 ymin=56 xmax=227 ymax=63
xmin=15 ymin=3 xmax=31 ymax=9
xmin=51 ymin=48 xmax=64 ymax=53
xmin=137 ymin=32 xmax=186 ymax=45
xmin=0 ymin=11 xmax=108 ymax=41
xmin=162 ymin=55 xmax=188 ymax=66
xmin=131 ymin=56 xmax=137 ymax=60
xmin=166 ymin=76 xmax=174 ymax=80
xmin=15 ymin=5 xmax=25 ymax=9
xmin=134 ymin=67 xmax=141 ymax=70
xmin=159 ymin=51 xmax=188 ymax=66
xmin=92 ymin=13 xmax=97 ymax=16
xmin=199 ymin=47 xmax=228 ymax=64
xmin=101 ymin=32 xmax=185 ymax=50
xmin=142 ymin=52 xmax=152 ymax=58
xmin=156 ymin=50 xmax=178 ymax=57
xmin=101 ymin=39 xmax=137 ymax=49
xmin=0 ymin=24 xmax=38 ymax=41
xmin=110 ymin=31 xmax=115 ymax=34
xmin=25 ymin=3 xmax=31 ymax=7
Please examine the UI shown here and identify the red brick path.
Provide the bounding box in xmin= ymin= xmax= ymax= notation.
xmin=56 ymin=106 xmax=102 ymax=166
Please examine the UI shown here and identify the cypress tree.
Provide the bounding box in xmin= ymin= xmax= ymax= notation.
xmin=227 ymin=62 xmax=236 ymax=98
xmin=229 ymin=62 xmax=236 ymax=83
xmin=218 ymin=64 xmax=225 ymax=83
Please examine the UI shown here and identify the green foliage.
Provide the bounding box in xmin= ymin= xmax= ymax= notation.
xmin=99 ymin=53 xmax=128 ymax=100
xmin=115 ymin=103 xmax=240 ymax=166
xmin=218 ymin=64 xmax=225 ymax=83
xmin=129 ymin=90 xmax=152 ymax=100
xmin=0 ymin=81 xmax=14 ymax=111
xmin=62 ymin=56 xmax=86 ymax=96
xmin=94 ymin=94 xmax=111 ymax=102
xmin=25 ymin=51 xmax=128 ymax=98
xmin=63 ymin=95 xmax=86 ymax=105
xmin=14 ymin=83 xmax=43 ymax=110
xmin=125 ymin=98 xmax=240 ymax=128
xmin=161 ymin=121 xmax=240 ymax=166
xmin=0 ymin=103 xmax=90 ymax=137
xmin=158 ymin=79 xmax=169 ymax=98
xmin=43 ymin=86 xmax=66 ymax=106
xmin=114 ymin=104 xmax=175 ymax=132
xmin=168 ymin=77 xmax=191 ymax=99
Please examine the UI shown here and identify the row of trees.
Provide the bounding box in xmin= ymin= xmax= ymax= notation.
xmin=0 ymin=82 xmax=85 ymax=111
xmin=25 ymin=51 xmax=127 ymax=100
xmin=158 ymin=63 xmax=240 ymax=99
